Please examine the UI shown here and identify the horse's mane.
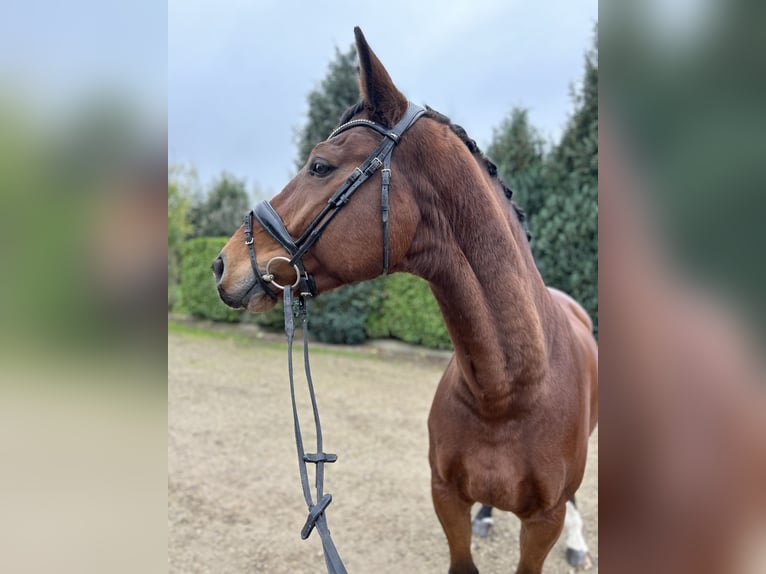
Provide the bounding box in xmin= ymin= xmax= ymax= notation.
xmin=337 ymin=102 xmax=531 ymax=241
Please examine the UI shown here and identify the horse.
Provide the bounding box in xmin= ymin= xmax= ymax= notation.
xmin=213 ymin=27 xmax=598 ymax=574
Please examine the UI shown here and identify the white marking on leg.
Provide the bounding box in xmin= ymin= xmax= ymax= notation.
xmin=564 ymin=500 xmax=589 ymax=552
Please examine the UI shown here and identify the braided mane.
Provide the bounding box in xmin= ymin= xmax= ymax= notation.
xmin=423 ymin=106 xmax=531 ymax=241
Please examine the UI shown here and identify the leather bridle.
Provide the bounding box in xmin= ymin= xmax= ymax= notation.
xmin=243 ymin=101 xmax=425 ymax=298
xmin=242 ymin=102 xmax=426 ymax=574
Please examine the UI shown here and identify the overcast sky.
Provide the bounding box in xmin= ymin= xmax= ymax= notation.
xmin=169 ymin=0 xmax=597 ymax=198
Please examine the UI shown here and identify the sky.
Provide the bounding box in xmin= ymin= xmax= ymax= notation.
xmin=168 ymin=0 xmax=598 ymax=198
xmin=1 ymin=0 xmax=166 ymax=126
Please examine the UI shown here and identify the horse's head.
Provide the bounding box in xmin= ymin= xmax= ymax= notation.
xmin=214 ymin=27 xmax=441 ymax=312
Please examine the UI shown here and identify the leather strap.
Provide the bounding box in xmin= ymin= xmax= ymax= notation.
xmin=327 ymin=101 xmax=425 ymax=141
xmin=254 ymin=202 xmax=299 ymax=255
xmin=327 ymin=117 xmax=390 ymax=140
xmin=243 ymin=211 xmax=277 ymax=300
xmin=283 ymin=289 xmax=346 ymax=573
xmin=381 ymin=153 xmax=392 ymax=275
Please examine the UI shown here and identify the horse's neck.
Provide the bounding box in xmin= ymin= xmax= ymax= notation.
xmin=407 ymin=181 xmax=553 ymax=414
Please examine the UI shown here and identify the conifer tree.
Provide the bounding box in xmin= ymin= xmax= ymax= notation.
xmin=294 ymin=46 xmax=358 ymax=169
xmin=532 ymin=35 xmax=599 ymax=335
xmin=487 ymin=107 xmax=547 ymax=219
xmin=191 ymin=172 xmax=251 ymax=238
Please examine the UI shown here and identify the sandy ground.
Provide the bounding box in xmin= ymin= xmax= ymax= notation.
xmin=168 ymin=323 xmax=597 ymax=573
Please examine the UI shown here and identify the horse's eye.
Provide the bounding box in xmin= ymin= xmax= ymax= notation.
xmin=309 ymin=159 xmax=333 ymax=177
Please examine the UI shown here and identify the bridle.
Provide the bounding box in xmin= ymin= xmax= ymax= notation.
xmin=243 ymin=101 xmax=425 ymax=299
xmin=241 ymin=102 xmax=426 ymax=574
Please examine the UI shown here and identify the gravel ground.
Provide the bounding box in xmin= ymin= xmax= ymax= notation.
xmin=168 ymin=323 xmax=597 ymax=573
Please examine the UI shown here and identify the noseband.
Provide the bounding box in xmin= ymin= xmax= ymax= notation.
xmin=241 ymin=103 xmax=425 ymax=574
xmin=243 ymin=101 xmax=425 ymax=298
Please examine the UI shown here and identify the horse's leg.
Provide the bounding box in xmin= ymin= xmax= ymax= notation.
xmin=432 ymin=478 xmax=478 ymax=574
xmin=563 ymin=495 xmax=593 ymax=569
xmin=515 ymin=502 xmax=566 ymax=574
xmin=471 ymin=505 xmax=494 ymax=538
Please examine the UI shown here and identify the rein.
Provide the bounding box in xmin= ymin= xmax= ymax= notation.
xmin=243 ymin=103 xmax=425 ymax=573
xmin=282 ymin=287 xmax=345 ymax=573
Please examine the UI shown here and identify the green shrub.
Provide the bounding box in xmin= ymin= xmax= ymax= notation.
xmin=168 ymin=278 xmax=185 ymax=313
xmin=179 ymin=237 xmax=242 ymax=322
xmin=366 ymin=274 xmax=452 ymax=349
xmin=250 ymin=285 xmax=374 ymax=344
xmin=305 ymin=281 xmax=381 ymax=345
xmin=250 ymin=299 xmax=286 ymax=331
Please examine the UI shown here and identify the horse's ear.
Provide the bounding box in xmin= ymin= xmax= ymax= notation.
xmin=354 ymin=27 xmax=408 ymax=127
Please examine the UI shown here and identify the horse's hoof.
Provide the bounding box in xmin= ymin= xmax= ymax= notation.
xmin=471 ymin=516 xmax=493 ymax=538
xmin=566 ymin=548 xmax=593 ymax=570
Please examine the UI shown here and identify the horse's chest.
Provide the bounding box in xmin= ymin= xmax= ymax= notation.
xmin=467 ymin=443 xmax=559 ymax=512
xmin=430 ymin=415 xmax=570 ymax=514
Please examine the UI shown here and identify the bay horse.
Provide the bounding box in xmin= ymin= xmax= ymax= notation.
xmin=213 ymin=27 xmax=598 ymax=574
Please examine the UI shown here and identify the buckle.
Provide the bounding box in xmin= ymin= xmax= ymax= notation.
xmin=366 ymin=157 xmax=382 ymax=174
xmin=300 ymin=493 xmax=333 ymax=540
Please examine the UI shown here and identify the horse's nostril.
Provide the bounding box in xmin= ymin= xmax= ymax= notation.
xmin=212 ymin=256 xmax=224 ymax=283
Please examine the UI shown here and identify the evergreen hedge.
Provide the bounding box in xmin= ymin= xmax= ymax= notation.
xmin=249 ymin=284 xmax=376 ymax=345
xmin=365 ymin=274 xmax=452 ymax=349
xmin=179 ymin=237 xmax=242 ymax=322
xmin=305 ymin=281 xmax=381 ymax=345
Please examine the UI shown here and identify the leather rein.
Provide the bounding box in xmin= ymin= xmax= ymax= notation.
xmin=242 ymin=103 xmax=425 ymax=573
